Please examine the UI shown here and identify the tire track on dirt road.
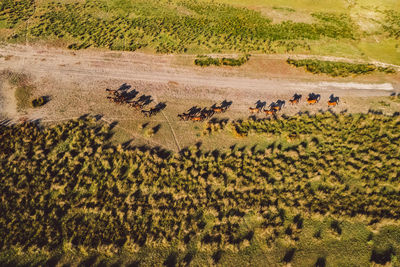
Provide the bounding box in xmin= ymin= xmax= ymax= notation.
xmin=0 ymin=45 xmax=396 ymax=95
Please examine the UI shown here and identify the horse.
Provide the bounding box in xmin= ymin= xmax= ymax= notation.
xmin=190 ymin=115 xmax=205 ymax=122
xmin=264 ymin=109 xmax=276 ymax=115
xmin=289 ymin=94 xmax=302 ymax=104
xmin=212 ymin=106 xmax=227 ymax=113
xmin=307 ymin=93 xmax=321 ymax=104
xmin=178 ymin=113 xmax=191 ymax=121
xmin=328 ymin=94 xmax=340 ymax=106
xmin=106 ymin=88 xmax=120 ymax=96
xmin=249 ymin=107 xmax=261 ymax=113
xmin=129 ymin=101 xmax=144 ymax=110
xmin=141 ymin=110 xmax=155 ymax=117
xmin=270 ymin=100 xmax=285 ymax=111
xmin=201 ymin=108 xmax=215 ymax=118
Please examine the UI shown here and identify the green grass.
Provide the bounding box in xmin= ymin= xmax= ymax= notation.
xmin=0 ymin=0 xmax=399 ymax=65
xmin=287 ymin=58 xmax=396 ymax=76
xmin=1 ymin=112 xmax=400 ymax=265
xmin=357 ymin=39 xmax=400 ymax=65
xmin=194 ymin=54 xmax=250 ymax=67
xmin=1 ymin=0 xmax=357 ymax=54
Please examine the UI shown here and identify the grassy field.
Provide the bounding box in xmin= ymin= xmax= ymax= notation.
xmin=1 ymin=112 xmax=400 ymax=265
xmin=1 ymin=1 xmax=400 ymax=266
xmin=0 ymin=0 xmax=399 ymax=64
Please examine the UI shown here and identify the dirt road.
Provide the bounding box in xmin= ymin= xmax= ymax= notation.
xmin=0 ymin=44 xmax=397 ymax=95
xmin=1 ymin=44 xmax=399 ymax=151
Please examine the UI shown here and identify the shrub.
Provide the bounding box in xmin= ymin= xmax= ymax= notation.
xmin=287 ymin=58 xmax=396 ymax=77
xmin=195 ymin=54 xmax=250 ymax=67
xmin=31 ymin=96 xmax=49 ymax=108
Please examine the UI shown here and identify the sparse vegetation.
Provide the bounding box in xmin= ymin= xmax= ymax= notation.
xmin=287 ymin=58 xmax=396 ymax=77
xmin=13 ymin=78 xmax=33 ymax=110
xmin=383 ymin=10 xmax=400 ymax=39
xmin=1 ymin=112 xmax=400 ymax=265
xmin=195 ymin=54 xmax=250 ymax=67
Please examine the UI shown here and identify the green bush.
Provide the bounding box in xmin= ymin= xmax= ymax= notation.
xmin=31 ymin=96 xmax=48 ymax=108
xmin=287 ymin=58 xmax=396 ymax=77
xmin=195 ymin=54 xmax=250 ymax=67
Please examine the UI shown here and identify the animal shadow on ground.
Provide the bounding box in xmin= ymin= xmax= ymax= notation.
xmin=154 ymin=102 xmax=167 ymax=112
xmin=120 ymin=89 xmax=139 ymax=101
xmin=187 ymin=106 xmax=202 ymax=115
xmin=152 ymin=124 xmax=161 ymax=134
xmin=136 ymin=95 xmax=153 ymax=106
xmin=117 ymin=83 xmax=131 ymax=91
xmin=221 ymin=100 xmax=233 ymax=108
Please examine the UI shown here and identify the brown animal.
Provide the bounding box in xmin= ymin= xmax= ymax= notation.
xmin=141 ymin=110 xmax=154 ymax=117
xmin=328 ymin=101 xmax=337 ymax=106
xmin=178 ymin=113 xmax=191 ymax=121
xmin=106 ymin=88 xmax=120 ymax=96
xmin=129 ymin=101 xmax=144 ymax=110
xmin=289 ymin=94 xmax=302 ymax=104
xmin=249 ymin=107 xmax=261 ymax=113
xmin=212 ymin=106 xmax=227 ymax=113
xmin=307 ymin=93 xmax=321 ymax=105
xmin=328 ymin=94 xmax=339 ymax=106
xmin=190 ymin=115 xmax=205 ymax=122
xmin=307 ymin=99 xmax=318 ymax=105
xmin=264 ymin=109 xmax=276 ymax=115
xmin=201 ymin=108 xmax=215 ymax=118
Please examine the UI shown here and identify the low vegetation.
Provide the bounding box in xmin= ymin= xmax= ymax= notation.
xmin=194 ymin=54 xmax=250 ymax=67
xmin=0 ymin=0 xmax=357 ymax=53
xmin=1 ymin=112 xmax=400 ymax=265
xmin=287 ymin=58 xmax=396 ymax=77
xmin=2 ymin=71 xmax=34 ymax=110
xmin=383 ymin=10 xmax=400 ymax=39
xmin=31 ymin=96 xmax=49 ymax=108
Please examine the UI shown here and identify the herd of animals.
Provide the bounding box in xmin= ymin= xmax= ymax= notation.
xmin=248 ymin=93 xmax=340 ymax=116
xmin=106 ymin=85 xmax=166 ymax=117
xmin=106 ymin=87 xmax=340 ymax=122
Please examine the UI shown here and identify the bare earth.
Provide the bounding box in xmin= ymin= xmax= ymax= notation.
xmin=1 ymin=44 xmax=399 ymax=151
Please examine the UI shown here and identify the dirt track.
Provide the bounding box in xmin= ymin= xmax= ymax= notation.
xmin=1 ymin=44 xmax=399 ymax=151
xmin=0 ymin=44 xmax=398 ymax=95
